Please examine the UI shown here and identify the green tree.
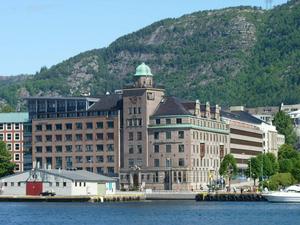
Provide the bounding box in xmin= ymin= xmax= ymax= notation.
xmin=266 ymin=173 xmax=296 ymax=191
xmin=247 ymin=157 xmax=261 ymax=186
xmin=0 ymin=104 xmax=15 ymax=113
xmin=273 ymin=111 xmax=297 ymax=146
xmin=0 ymin=141 xmax=15 ymax=177
xmin=219 ymin=154 xmax=237 ymax=189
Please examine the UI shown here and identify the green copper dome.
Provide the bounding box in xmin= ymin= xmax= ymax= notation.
xmin=134 ymin=62 xmax=153 ymax=76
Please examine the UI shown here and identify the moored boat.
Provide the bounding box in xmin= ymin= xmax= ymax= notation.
xmin=263 ymin=185 xmax=300 ymax=203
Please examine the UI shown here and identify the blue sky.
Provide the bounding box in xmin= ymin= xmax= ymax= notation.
xmin=0 ymin=0 xmax=288 ymax=76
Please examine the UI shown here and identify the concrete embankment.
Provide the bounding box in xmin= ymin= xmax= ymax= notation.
xmin=195 ymin=193 xmax=266 ymax=201
xmin=0 ymin=194 xmax=145 ymax=203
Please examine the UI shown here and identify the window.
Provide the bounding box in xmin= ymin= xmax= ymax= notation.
xmin=166 ymin=118 xmax=171 ymax=124
xmin=6 ymin=123 xmax=12 ymax=130
xmin=178 ymin=131 xmax=184 ymax=139
xmin=154 ymin=159 xmax=160 ymax=167
xmin=96 ymin=122 xmax=103 ymax=129
xmin=128 ymin=107 xmax=132 ymax=115
xmin=128 ymin=132 xmax=133 ymax=141
xmin=14 ymin=123 xmax=20 ymax=130
xmin=0 ymin=133 xmax=3 ymax=141
xmin=46 ymin=124 xmax=52 ymax=131
xmin=86 ymin=122 xmax=93 ymax=129
xmin=154 ymin=145 xmax=159 ymax=153
xmin=96 ymin=144 xmax=103 ymax=152
xmin=56 ymin=182 xmax=59 ymax=187
xmin=55 ymin=146 xmax=62 ymax=152
xmin=138 ymin=107 xmax=141 ymax=114
xmin=107 ymin=121 xmax=114 ymax=128
xmin=76 ymin=122 xmax=82 ymax=130
xmin=14 ymin=153 xmax=20 ymax=161
xmin=179 ymin=158 xmax=185 ymax=167
xmin=65 ymin=134 xmax=72 ymax=141
xmin=63 ymin=182 xmax=67 ymax=187
xmin=6 ymin=133 xmax=12 ymax=141
xmin=35 ymin=135 xmax=42 ymax=142
xmin=107 ymin=144 xmax=114 ymax=152
xmin=86 ymin=133 xmax=93 ymax=141
xmin=154 ymin=132 xmax=159 ymax=140
xmin=97 ymin=167 xmax=104 ymax=174
xmin=55 ymin=124 xmax=62 ymax=130
xmin=55 ymin=157 xmax=62 ymax=168
xmin=86 ymin=145 xmax=93 ymax=152
xmin=35 ymin=146 xmax=42 ymax=153
xmin=76 ymin=156 xmax=83 ymax=163
xmin=156 ymin=119 xmax=160 ymax=125
xmin=137 ymin=132 xmax=142 ymax=140
xmin=36 ymin=124 xmax=42 ymax=131
xmin=147 ymin=92 xmax=155 ymax=100
xmin=166 ymin=144 xmax=171 ymax=153
xmin=75 ymin=145 xmax=83 ymax=152
xmin=128 ymin=159 xmax=134 ymax=167
xmin=129 ymin=145 xmax=134 ymax=154
xmin=166 ymin=158 xmax=172 ymax=167
xmin=0 ymin=123 xmax=3 ymax=130
xmin=65 ymin=145 xmax=72 ymax=152
xmin=107 ymin=167 xmax=114 ymax=175
xmin=86 ymin=156 xmax=93 ymax=163
xmin=176 ymin=118 xmax=182 ymax=124
xmin=137 ymin=145 xmax=142 ymax=154
xmin=96 ymin=156 xmax=104 ymax=163
xmin=178 ymin=144 xmax=184 ymax=153
xmin=14 ymin=143 xmax=20 ymax=151
xmin=96 ymin=133 xmax=103 ymax=140
xmin=65 ymin=123 xmax=72 ymax=130
xmin=75 ymin=134 xmax=82 ymax=141
xmin=45 ymin=135 xmax=52 ymax=142
xmin=107 ymin=155 xmax=114 ymax=163
xmin=166 ymin=131 xmax=171 ymax=139
xmin=55 ymin=135 xmax=62 ymax=141
xmin=46 ymin=146 xmax=52 ymax=153
xmin=15 ymin=133 xmax=20 ymax=141
xmin=107 ymin=133 xmax=114 ymax=140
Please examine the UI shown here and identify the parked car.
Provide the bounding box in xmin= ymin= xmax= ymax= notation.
xmin=40 ymin=191 xmax=56 ymax=196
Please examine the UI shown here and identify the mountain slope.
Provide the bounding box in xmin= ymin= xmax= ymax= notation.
xmin=1 ymin=1 xmax=300 ymax=110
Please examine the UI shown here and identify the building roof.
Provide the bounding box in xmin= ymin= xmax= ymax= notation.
xmin=152 ymin=96 xmax=192 ymax=117
xmin=88 ymin=94 xmax=122 ymax=111
xmin=0 ymin=112 xmax=29 ymax=123
xmin=221 ymin=110 xmax=265 ymax=125
xmin=134 ymin=62 xmax=153 ymax=76
xmin=24 ymin=96 xmax=99 ymax=101
xmin=40 ymin=169 xmax=115 ymax=182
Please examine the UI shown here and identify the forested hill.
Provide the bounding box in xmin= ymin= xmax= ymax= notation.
xmin=1 ymin=0 xmax=300 ymax=110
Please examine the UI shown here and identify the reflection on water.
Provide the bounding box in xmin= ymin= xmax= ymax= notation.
xmin=0 ymin=201 xmax=300 ymax=225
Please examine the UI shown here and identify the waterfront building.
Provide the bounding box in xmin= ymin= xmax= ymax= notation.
xmin=0 ymin=112 xmax=29 ymax=172
xmin=246 ymin=106 xmax=279 ymax=125
xmin=119 ymin=63 xmax=230 ymax=191
xmin=25 ymin=95 xmax=122 ymax=177
xmin=0 ymin=168 xmax=116 ymax=196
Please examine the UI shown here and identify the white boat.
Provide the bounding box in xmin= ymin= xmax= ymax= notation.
xmin=263 ymin=185 xmax=300 ymax=203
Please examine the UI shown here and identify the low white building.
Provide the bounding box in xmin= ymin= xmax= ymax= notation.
xmin=0 ymin=169 xmax=116 ymax=196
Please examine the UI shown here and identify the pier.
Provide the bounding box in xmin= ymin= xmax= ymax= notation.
xmin=195 ymin=193 xmax=266 ymax=201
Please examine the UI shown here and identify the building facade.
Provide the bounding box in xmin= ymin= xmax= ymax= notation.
xmin=0 ymin=112 xmax=29 ymax=172
xmin=26 ymin=95 xmax=122 ymax=177
xmin=119 ymin=63 xmax=230 ymax=191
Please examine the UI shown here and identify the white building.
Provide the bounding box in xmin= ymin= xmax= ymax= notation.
xmin=0 ymin=169 xmax=116 ymax=196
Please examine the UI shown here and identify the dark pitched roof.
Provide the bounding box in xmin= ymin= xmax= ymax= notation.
xmin=88 ymin=94 xmax=122 ymax=111
xmin=221 ymin=110 xmax=265 ymax=124
xmin=152 ymin=96 xmax=192 ymax=117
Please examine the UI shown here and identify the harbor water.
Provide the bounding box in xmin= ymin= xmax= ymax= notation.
xmin=0 ymin=201 xmax=299 ymax=225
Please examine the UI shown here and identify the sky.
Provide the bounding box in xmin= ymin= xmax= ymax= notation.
xmin=0 ymin=0 xmax=288 ymax=76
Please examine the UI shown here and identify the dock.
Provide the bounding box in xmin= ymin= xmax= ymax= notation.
xmin=195 ymin=193 xmax=266 ymax=201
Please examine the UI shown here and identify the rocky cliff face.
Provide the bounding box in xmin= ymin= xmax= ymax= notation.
xmin=1 ymin=0 xmax=300 ymax=110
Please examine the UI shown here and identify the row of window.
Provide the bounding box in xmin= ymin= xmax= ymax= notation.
xmin=190 ymin=118 xmax=226 ymax=130
xmin=153 ymin=144 xmax=184 ymax=153
xmin=121 ymin=171 xmax=187 ymax=183
xmin=35 ymin=155 xmax=115 ymax=166
xmin=0 ymin=123 xmax=21 ymax=130
xmin=0 ymin=133 xmax=21 ymax=141
xmin=154 ymin=131 xmax=184 ymax=140
xmin=128 ymin=145 xmax=143 ymax=154
xmin=155 ymin=118 xmax=182 ymax=125
xmin=35 ymin=144 xmax=114 ymax=153
xmin=153 ymin=158 xmax=185 ymax=167
xmin=128 ymin=107 xmax=141 ymax=115
xmin=6 ymin=143 xmax=21 ymax=151
xmin=35 ymin=121 xmax=114 ymax=131
xmin=128 ymin=132 xmax=142 ymax=141
xmin=126 ymin=119 xmax=142 ymax=127
xmin=192 ymin=131 xmax=228 ymax=142
xmin=35 ymin=133 xmax=114 ymax=142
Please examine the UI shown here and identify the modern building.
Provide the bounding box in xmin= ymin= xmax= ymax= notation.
xmin=0 ymin=112 xmax=29 ymax=172
xmin=0 ymin=168 xmax=116 ymax=196
xmin=246 ymin=106 xmax=279 ymax=125
xmin=25 ymin=95 xmax=122 ymax=177
xmin=119 ymin=63 xmax=230 ymax=191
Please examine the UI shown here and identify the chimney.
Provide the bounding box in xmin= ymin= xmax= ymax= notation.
xmin=206 ymin=101 xmax=210 ymax=119
xmin=195 ymin=99 xmax=200 ymax=116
